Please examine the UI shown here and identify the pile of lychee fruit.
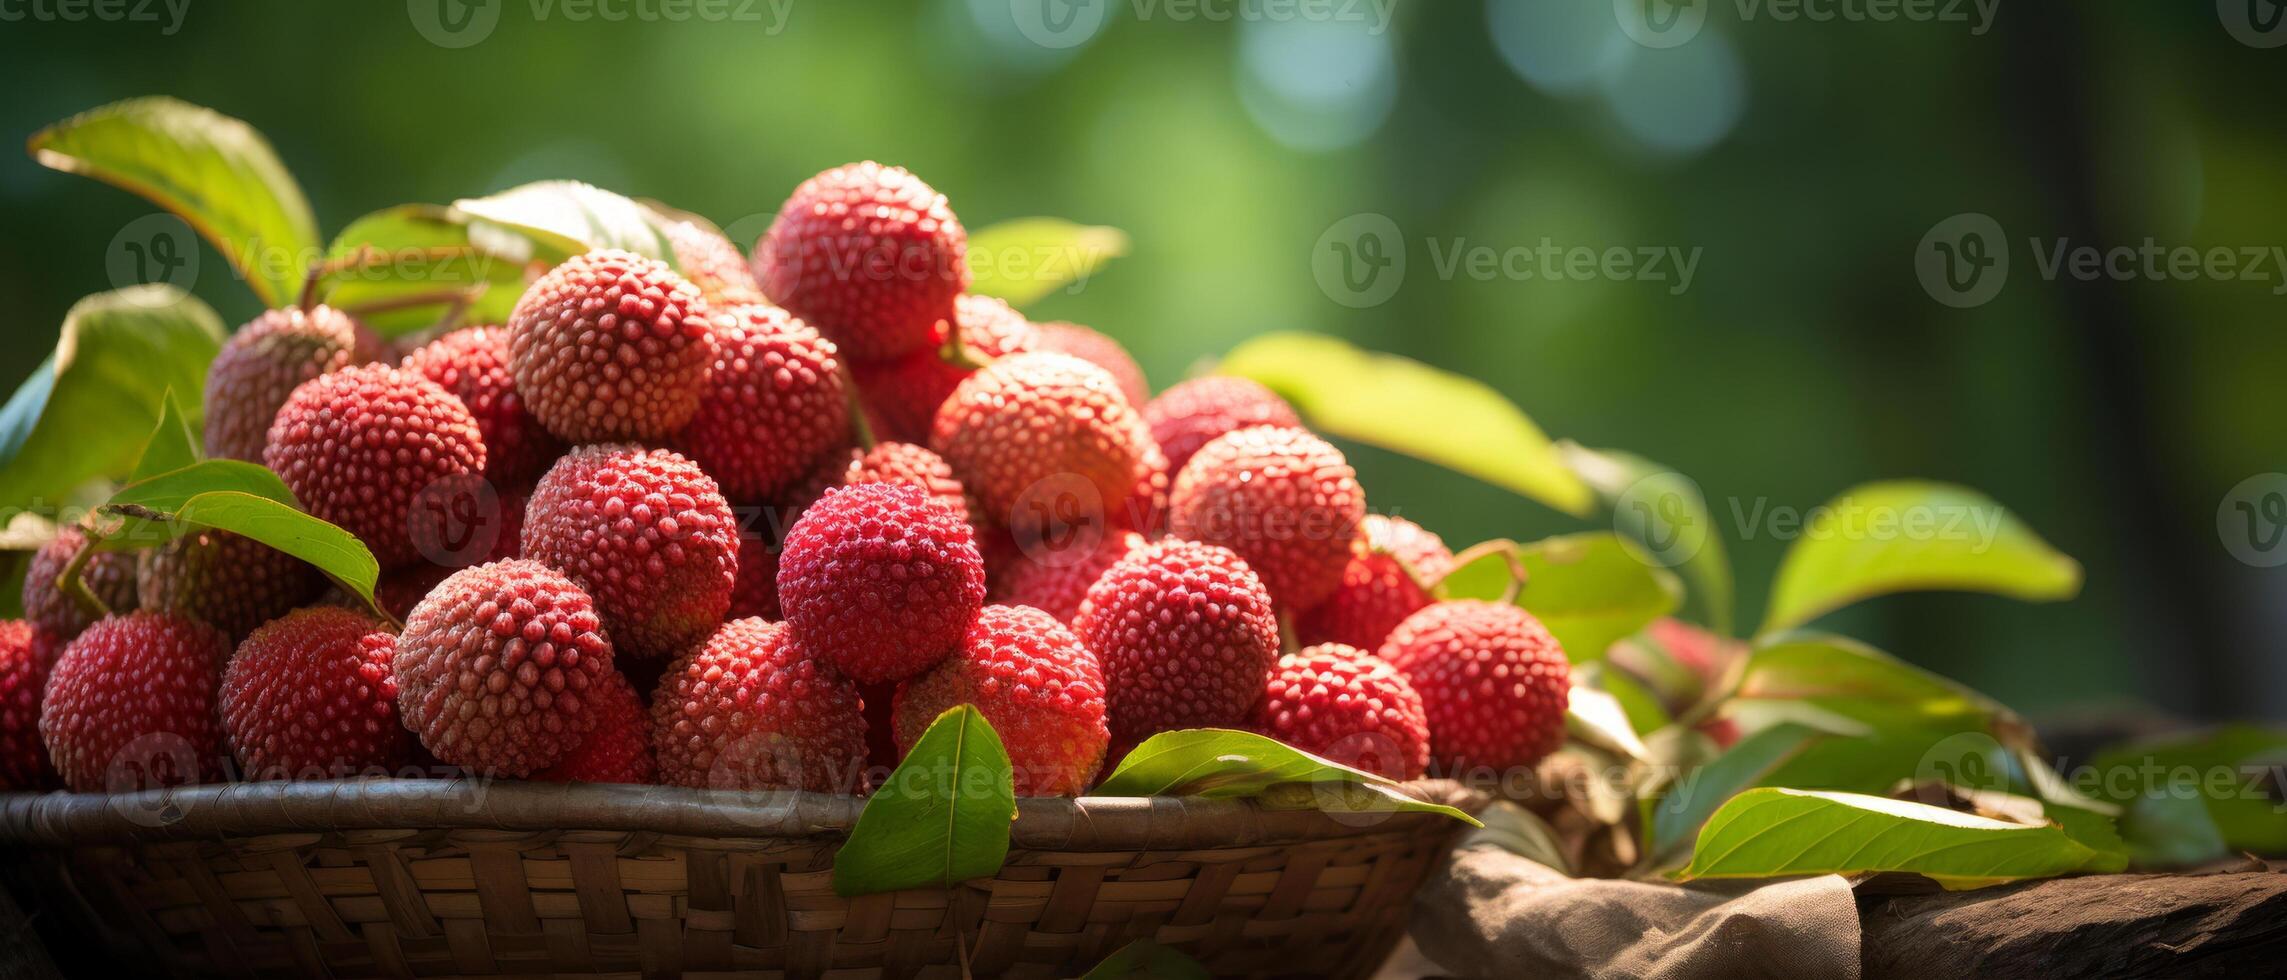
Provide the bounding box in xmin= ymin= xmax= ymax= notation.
xmin=0 ymin=163 xmax=1571 ymax=799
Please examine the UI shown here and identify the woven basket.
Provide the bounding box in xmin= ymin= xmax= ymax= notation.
xmin=0 ymin=779 xmax=1473 ymax=978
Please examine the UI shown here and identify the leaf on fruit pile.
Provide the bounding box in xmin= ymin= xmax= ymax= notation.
xmin=31 ymin=97 xmax=320 ymax=309
xmin=1080 ymin=940 xmax=1209 ymax=980
xmin=1680 ymin=788 xmax=2121 ymax=889
xmin=0 ymin=287 xmax=225 ymax=517
xmin=322 ymin=204 xmax=546 ymax=335
xmin=1561 ymin=443 xmax=1735 ymax=635
xmin=128 ymin=391 xmax=201 ymax=483
xmin=833 ymin=705 xmax=1015 ymax=896
xmin=1216 ymin=333 xmax=1594 ymax=517
xmin=454 ymin=180 xmax=677 ymax=267
xmin=965 ymin=218 xmax=1130 ymax=308
xmin=2085 ymin=725 xmax=2287 ymax=856
xmin=1441 ymin=532 xmax=1681 ymax=662
xmin=1094 ymin=729 xmax=1478 ymax=825
xmin=92 ymin=458 xmax=380 ymax=611
xmin=1758 ymin=481 xmax=2081 ymax=637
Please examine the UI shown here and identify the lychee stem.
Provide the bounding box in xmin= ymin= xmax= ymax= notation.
xmin=340 ymin=286 xmax=484 ymax=321
xmin=1439 ymin=539 xmax=1530 ymax=605
xmin=53 ymin=530 xmax=114 ymax=620
xmin=835 ymin=358 xmax=877 ymax=451
xmin=940 ymin=319 xmax=990 ymax=373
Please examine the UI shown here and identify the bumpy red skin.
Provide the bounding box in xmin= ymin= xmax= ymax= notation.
xmin=1295 ymin=516 xmax=1455 ymax=651
xmin=522 ymin=446 xmax=739 ymax=658
xmin=651 ymin=617 xmax=868 ymax=793
xmin=894 ymin=605 xmax=1109 ymax=797
xmin=679 ymin=303 xmax=850 ymax=502
xmin=729 ymin=532 xmax=781 ymax=621
xmin=203 ymin=305 xmax=384 ymax=461
xmin=372 ymin=489 xmax=525 ymax=621
xmin=1379 ymin=600 xmax=1570 ymax=774
xmin=40 ymin=612 xmax=231 ymax=792
xmin=852 ymin=294 xmax=1036 ymax=443
xmin=138 ymin=530 xmax=326 ymax=641
xmin=1143 ymin=376 xmax=1304 ymax=476
xmin=507 ymin=249 xmax=720 ymax=442
xmin=1073 ymin=540 xmax=1281 ymax=755
xmin=402 ymin=325 xmax=566 ymax=485
xmin=0 ymin=621 xmax=57 ymax=789
xmin=752 ymin=162 xmax=969 ymax=363
xmin=931 ymin=352 xmax=1157 ymax=541
xmin=221 ymin=607 xmax=410 ymax=780
xmin=991 ymin=530 xmax=1146 ymax=625
xmin=1170 ymin=426 xmax=1366 ymax=611
xmin=1032 ymin=321 xmax=1148 ymax=407
xmin=1249 ymin=644 xmax=1431 ymax=781
xmin=536 ymin=670 xmax=656 ymax=785
xmin=662 ymin=217 xmax=767 ymax=307
xmin=265 ymin=364 xmax=488 ymax=570
xmin=393 ymin=560 xmax=614 ymax=777
xmin=22 ymin=526 xmax=139 ymax=641
xmin=776 ymin=483 xmax=985 ymax=685
xmin=788 ymin=440 xmax=972 ymax=526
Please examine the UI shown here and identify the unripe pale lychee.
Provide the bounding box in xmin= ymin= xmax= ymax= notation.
xmin=203 ymin=304 xmax=384 ymax=461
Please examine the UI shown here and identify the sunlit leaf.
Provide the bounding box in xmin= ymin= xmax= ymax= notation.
xmin=322 ymin=204 xmax=545 ymax=335
xmin=1681 ymin=788 xmax=2120 ymax=889
xmin=967 ymin=217 xmax=1129 ymax=307
xmin=453 ymin=180 xmax=676 ymax=266
xmin=1561 ymin=443 xmax=1735 ymax=635
xmin=1095 ymin=728 xmax=1477 ymax=825
xmin=1443 ymin=533 xmax=1681 ymax=661
xmin=832 ymin=705 xmax=1014 ymax=896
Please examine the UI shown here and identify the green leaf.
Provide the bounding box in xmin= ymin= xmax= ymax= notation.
xmin=1729 ymin=633 xmax=2015 ymax=736
xmin=1466 ymin=801 xmax=1573 ymax=875
xmin=0 ymin=287 xmax=226 ymax=516
xmin=452 ymin=180 xmax=677 ymax=267
xmin=966 ymin=218 xmax=1130 ymax=308
xmin=1095 ymin=729 xmax=1478 ymax=826
xmin=128 ymin=391 xmax=200 ymax=483
xmin=1080 ymin=940 xmax=1209 ymax=980
xmin=1560 ymin=443 xmax=1735 ymax=635
xmin=2118 ymin=791 xmax=2228 ymax=869
xmin=1567 ymin=686 xmax=1650 ymax=762
xmin=1442 ymin=533 xmax=1681 ymax=661
xmin=102 ymin=459 xmax=298 ymax=523
xmin=1681 ymin=788 xmax=2118 ymax=889
xmin=1759 ymin=481 xmax=2081 ymax=637
xmin=1648 ymin=723 xmax=1824 ymax=862
xmin=2085 ymin=725 xmax=2287 ymax=855
xmin=832 ymin=705 xmax=1015 ymax=897
xmin=31 ymin=97 xmax=319 ymax=309
xmin=1216 ymin=333 xmax=1594 ymax=517
xmin=88 ymin=459 xmax=379 ymax=609
xmin=322 ymin=204 xmax=546 ymax=335
xmin=1577 ymin=661 xmax=1671 ymax=736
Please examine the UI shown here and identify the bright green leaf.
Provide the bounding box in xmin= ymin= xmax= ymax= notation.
xmin=1681 ymin=788 xmax=2118 ymax=889
xmin=31 ymin=97 xmax=319 ymax=308
xmin=1080 ymin=940 xmax=1209 ymax=980
xmin=1648 ymin=723 xmax=1824 ymax=863
xmin=1561 ymin=443 xmax=1735 ymax=635
xmin=127 ymin=391 xmax=200 ymax=483
xmin=1217 ymin=333 xmax=1594 ymax=517
xmin=1095 ymin=729 xmax=1478 ymax=825
xmin=966 ymin=217 xmax=1130 ymax=308
xmin=832 ymin=705 xmax=1015 ymax=896
xmin=1759 ymin=481 xmax=2081 ymax=637
xmin=1444 ymin=533 xmax=1681 ymax=661
xmin=1577 ymin=661 xmax=1671 ymax=736
xmin=453 ymin=180 xmax=676 ymax=267
xmin=323 ymin=204 xmax=547 ymax=335
xmin=1730 ymin=633 xmax=2016 ymax=736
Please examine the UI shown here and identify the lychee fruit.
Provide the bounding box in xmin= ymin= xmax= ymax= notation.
xmin=21 ymin=525 xmax=139 ymax=641
xmin=930 ymin=352 xmax=1156 ymax=540
xmin=678 ymin=303 xmax=850 ymax=502
xmin=660 ymin=215 xmax=767 ymax=307
xmin=851 ymin=294 xmax=1036 ymax=443
xmin=893 ymin=604 xmax=1109 ymax=797
xmin=264 ymin=363 xmax=488 ymax=570
xmin=651 ymin=617 xmax=868 ymax=793
xmin=0 ymin=621 xmax=57 ymax=789
xmin=1073 ymin=540 xmax=1280 ymax=754
xmin=753 ymin=161 xmax=969 ymax=362
xmin=1143 ymin=376 xmax=1304 ymax=475
xmin=788 ymin=440 xmax=972 ymax=525
xmin=1295 ymin=516 xmax=1455 ymax=651
xmin=138 ymin=529 xmax=326 ymax=641
xmin=221 ymin=607 xmax=410 ymax=780
xmin=1032 ymin=321 xmax=1148 ymax=407
xmin=991 ymin=529 xmax=1145 ymax=624
xmin=393 ymin=559 xmax=614 ymax=776
xmin=1249 ymin=644 xmax=1431 ymax=781
xmin=535 ymin=670 xmax=656 ymax=785
xmin=202 ymin=304 xmax=384 ymax=461
xmin=40 ymin=612 xmax=230 ymax=792
xmin=1379 ymin=600 xmax=1570 ymax=773
xmin=776 ymin=482 xmax=985 ymax=685
xmin=401 ymin=325 xmax=566 ymax=485
xmin=1169 ymin=425 xmax=1365 ymax=610
xmin=522 ymin=445 xmax=738 ymax=658
xmin=728 ymin=531 xmax=781 ymax=621
xmin=507 ymin=249 xmax=719 ymax=442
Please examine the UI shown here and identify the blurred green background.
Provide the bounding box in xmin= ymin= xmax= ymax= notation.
xmin=0 ymin=1 xmax=2280 ymax=724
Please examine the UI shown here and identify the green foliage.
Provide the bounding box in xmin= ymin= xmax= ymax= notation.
xmin=2086 ymin=725 xmax=2287 ymax=855
xmin=321 ymin=204 xmax=545 ymax=335
xmin=1647 ymin=723 xmax=1825 ymax=863
xmin=966 ymin=218 xmax=1129 ymax=308
xmin=1094 ymin=729 xmax=1477 ymax=825
xmin=453 ymin=180 xmax=679 ymax=267
xmin=1443 ymin=532 xmax=1681 ymax=662
xmin=1561 ymin=444 xmax=1735 ymax=635
xmin=1681 ymin=788 xmax=2124 ymax=889
xmin=832 ymin=705 xmax=1015 ymax=897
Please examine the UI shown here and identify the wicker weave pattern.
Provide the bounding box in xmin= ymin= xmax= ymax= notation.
xmin=1 ymin=782 xmax=1468 ymax=978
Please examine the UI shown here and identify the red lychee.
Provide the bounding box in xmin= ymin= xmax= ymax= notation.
xmin=930 ymin=352 xmax=1156 ymax=540
xmin=522 ymin=445 xmax=738 ymax=658
xmin=507 ymin=249 xmax=719 ymax=442
xmin=264 ymin=363 xmax=488 ymax=569
xmin=393 ymin=559 xmax=614 ymax=776
xmin=1142 ymin=376 xmax=1304 ymax=476
xmin=21 ymin=525 xmax=139 ymax=642
xmin=203 ymin=304 xmax=384 ymax=461
xmin=1073 ymin=540 xmax=1280 ymax=754
xmin=851 ymin=294 xmax=1037 ymax=443
xmin=1169 ymin=425 xmax=1365 ymax=610
xmin=0 ymin=621 xmax=57 ymax=789
xmin=401 ymin=325 xmax=566 ymax=485
xmin=650 ymin=617 xmax=868 ymax=793
xmin=1249 ymin=644 xmax=1431 ymax=781
xmin=775 ymin=482 xmax=985 ymax=685
xmin=788 ymin=440 xmax=972 ymax=525
xmin=40 ymin=612 xmax=230 ymax=792
xmin=221 ymin=607 xmax=410 ymax=780
xmin=661 ymin=215 xmax=767 ymax=307
xmin=138 ymin=529 xmax=326 ymax=641
xmin=535 ymin=670 xmax=656 ymax=785
xmin=752 ymin=162 xmax=969 ymax=362
xmin=1295 ymin=516 xmax=1455 ymax=651
xmin=1032 ymin=321 xmax=1148 ymax=407
xmin=990 ymin=529 xmax=1145 ymax=624
xmin=893 ymin=604 xmax=1109 ymax=797
xmin=678 ymin=303 xmax=850 ymax=502
xmin=1379 ymin=600 xmax=1569 ymax=773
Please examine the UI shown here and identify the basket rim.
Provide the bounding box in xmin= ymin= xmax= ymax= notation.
xmin=0 ymin=778 xmax=1473 ymax=849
